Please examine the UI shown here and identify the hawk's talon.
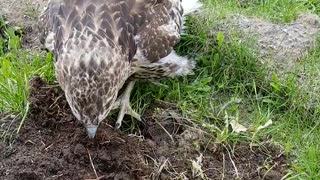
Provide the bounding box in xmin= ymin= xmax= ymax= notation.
xmin=113 ymin=81 xmax=141 ymax=129
xmin=115 ymin=103 xmax=142 ymax=129
xmin=115 ymin=122 xmax=121 ymax=130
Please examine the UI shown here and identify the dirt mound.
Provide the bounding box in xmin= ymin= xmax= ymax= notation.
xmin=236 ymin=13 xmax=320 ymax=71
xmin=0 ymin=78 xmax=289 ymax=179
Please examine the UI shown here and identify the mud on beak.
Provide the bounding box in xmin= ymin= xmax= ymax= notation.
xmin=86 ymin=126 xmax=98 ymax=139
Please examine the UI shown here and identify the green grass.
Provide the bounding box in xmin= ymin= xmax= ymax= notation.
xmin=0 ymin=16 xmax=54 ymax=139
xmin=1 ymin=0 xmax=320 ymax=178
xmin=204 ymin=0 xmax=315 ymax=23
xmin=275 ymin=39 xmax=320 ymax=179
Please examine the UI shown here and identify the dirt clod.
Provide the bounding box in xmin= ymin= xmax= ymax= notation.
xmin=73 ymin=143 xmax=86 ymax=157
xmin=17 ymin=171 xmax=41 ymax=180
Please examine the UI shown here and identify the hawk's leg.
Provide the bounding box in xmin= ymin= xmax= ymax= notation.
xmin=112 ymin=80 xmax=142 ymax=129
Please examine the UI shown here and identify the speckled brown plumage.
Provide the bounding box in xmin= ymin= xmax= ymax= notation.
xmin=38 ymin=0 xmax=202 ymax=138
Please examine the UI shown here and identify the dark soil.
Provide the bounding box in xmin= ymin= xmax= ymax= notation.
xmin=0 ymin=78 xmax=289 ymax=180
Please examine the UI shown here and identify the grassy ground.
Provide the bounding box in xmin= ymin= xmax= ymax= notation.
xmin=0 ymin=16 xmax=54 ymax=140
xmin=1 ymin=0 xmax=320 ymax=179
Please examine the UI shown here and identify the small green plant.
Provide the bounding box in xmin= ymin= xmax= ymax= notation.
xmin=25 ymin=0 xmax=40 ymax=19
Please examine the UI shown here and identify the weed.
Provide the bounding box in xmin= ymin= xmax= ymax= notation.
xmin=25 ymin=0 xmax=40 ymax=19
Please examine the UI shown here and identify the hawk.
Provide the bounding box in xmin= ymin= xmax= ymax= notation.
xmin=38 ymin=0 xmax=202 ymax=138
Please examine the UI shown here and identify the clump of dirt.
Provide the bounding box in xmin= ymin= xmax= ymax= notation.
xmin=0 ymin=77 xmax=289 ymax=179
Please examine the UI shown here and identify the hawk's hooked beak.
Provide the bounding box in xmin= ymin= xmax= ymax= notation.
xmin=86 ymin=126 xmax=98 ymax=139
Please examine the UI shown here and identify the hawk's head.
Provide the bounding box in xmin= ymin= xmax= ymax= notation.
xmin=56 ymin=46 xmax=130 ymax=138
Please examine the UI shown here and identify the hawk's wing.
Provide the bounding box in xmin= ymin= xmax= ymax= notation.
xmin=38 ymin=0 xmax=61 ymax=51
xmin=134 ymin=0 xmax=183 ymax=63
xmin=132 ymin=0 xmax=202 ymax=78
xmin=38 ymin=0 xmax=159 ymax=60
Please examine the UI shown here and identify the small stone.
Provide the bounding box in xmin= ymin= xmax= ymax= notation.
xmin=261 ymin=169 xmax=283 ymax=180
xmin=99 ymin=150 xmax=112 ymax=162
xmin=62 ymin=147 xmax=72 ymax=162
xmin=145 ymin=139 xmax=156 ymax=148
xmin=73 ymin=144 xmax=86 ymax=157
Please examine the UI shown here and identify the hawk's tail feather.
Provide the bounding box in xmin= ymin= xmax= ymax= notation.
xmin=157 ymin=50 xmax=195 ymax=76
xmin=131 ymin=50 xmax=195 ymax=79
xmin=181 ymin=0 xmax=203 ymax=16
